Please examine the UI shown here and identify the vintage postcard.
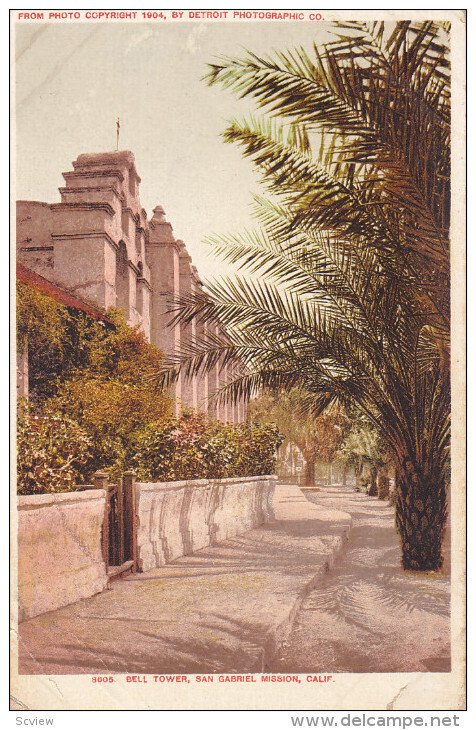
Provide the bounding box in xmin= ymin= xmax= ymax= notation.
xmin=10 ymin=7 xmax=466 ymax=714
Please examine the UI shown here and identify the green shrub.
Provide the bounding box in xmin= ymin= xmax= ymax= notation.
xmin=17 ymin=404 xmax=283 ymax=494
xmin=131 ymin=412 xmax=283 ymax=482
xmin=46 ymin=375 xmax=171 ymax=480
xmin=17 ymin=400 xmax=93 ymax=495
xmin=17 ymin=282 xmax=169 ymax=404
xmin=17 ymin=283 xmax=172 ymax=483
xmin=231 ymin=422 xmax=285 ymax=477
xmin=17 ymin=283 xmax=282 ymax=491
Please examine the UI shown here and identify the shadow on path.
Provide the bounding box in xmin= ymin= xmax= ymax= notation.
xmin=274 ymin=487 xmax=451 ymax=673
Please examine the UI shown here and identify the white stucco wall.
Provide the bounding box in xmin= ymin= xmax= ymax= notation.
xmin=17 ymin=477 xmax=277 ymax=619
xmin=136 ymin=476 xmax=277 ymax=572
xmin=17 ymin=490 xmax=108 ymax=621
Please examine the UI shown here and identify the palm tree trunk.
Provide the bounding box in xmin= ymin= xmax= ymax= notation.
xmin=377 ymin=466 xmax=390 ymax=500
xmin=354 ymin=458 xmax=363 ymax=490
xmin=368 ymin=464 xmax=378 ymax=496
xmin=303 ymin=459 xmax=315 ymax=486
xmin=394 ymin=462 xmax=447 ymax=571
xmin=342 ymin=462 xmax=348 ymax=488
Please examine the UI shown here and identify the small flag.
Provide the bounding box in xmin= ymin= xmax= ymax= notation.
xmin=116 ymin=118 xmax=120 ymax=150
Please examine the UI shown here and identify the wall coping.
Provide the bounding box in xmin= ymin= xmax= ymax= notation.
xmin=18 ymin=489 xmax=106 ymax=510
xmin=137 ymin=475 xmax=277 ymax=493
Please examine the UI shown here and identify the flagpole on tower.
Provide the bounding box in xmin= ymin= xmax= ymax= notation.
xmin=116 ymin=118 xmax=120 ymax=151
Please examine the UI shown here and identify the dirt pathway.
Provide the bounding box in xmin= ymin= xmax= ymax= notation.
xmin=273 ymin=487 xmax=451 ymax=673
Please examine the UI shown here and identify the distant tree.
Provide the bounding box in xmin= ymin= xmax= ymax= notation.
xmin=249 ymin=388 xmax=349 ymax=485
xmin=337 ymin=416 xmax=392 ymax=497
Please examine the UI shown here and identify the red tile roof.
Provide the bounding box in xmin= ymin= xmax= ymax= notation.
xmin=16 ymin=262 xmax=113 ymax=323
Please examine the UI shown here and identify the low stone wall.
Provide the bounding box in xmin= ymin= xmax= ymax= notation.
xmin=136 ymin=476 xmax=277 ymax=572
xmin=17 ymin=490 xmax=108 ymax=621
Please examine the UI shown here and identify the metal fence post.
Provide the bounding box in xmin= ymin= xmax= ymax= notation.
xmin=123 ymin=471 xmax=138 ymax=572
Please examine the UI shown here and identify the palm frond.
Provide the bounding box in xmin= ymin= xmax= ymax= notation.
xmin=161 ymin=21 xmax=452 ymax=488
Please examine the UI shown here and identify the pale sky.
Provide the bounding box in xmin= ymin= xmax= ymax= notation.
xmin=14 ymin=21 xmax=333 ymax=280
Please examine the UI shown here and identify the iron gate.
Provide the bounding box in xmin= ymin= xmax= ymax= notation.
xmin=84 ymin=471 xmax=138 ymax=577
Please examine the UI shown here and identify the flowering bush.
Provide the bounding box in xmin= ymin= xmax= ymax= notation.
xmin=17 ymin=400 xmax=93 ymax=495
xmin=130 ymin=412 xmax=283 ymax=482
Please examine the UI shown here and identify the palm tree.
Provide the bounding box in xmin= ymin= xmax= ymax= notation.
xmin=162 ymin=21 xmax=451 ymax=571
